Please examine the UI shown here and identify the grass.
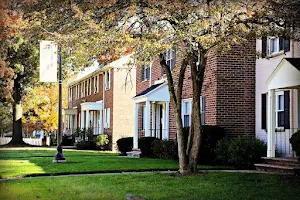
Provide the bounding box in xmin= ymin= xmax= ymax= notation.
xmin=0 ymin=148 xmax=228 ymax=178
xmin=0 ymin=172 xmax=299 ymax=200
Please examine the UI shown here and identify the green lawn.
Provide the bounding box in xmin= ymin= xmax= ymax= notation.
xmin=0 ymin=172 xmax=299 ymax=200
xmin=0 ymin=148 xmax=227 ymax=178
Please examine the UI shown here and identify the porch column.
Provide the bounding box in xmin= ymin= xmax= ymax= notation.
xmin=80 ymin=110 xmax=84 ymax=129
xmin=74 ymin=114 xmax=78 ymax=129
xmin=164 ymin=102 xmax=169 ymax=140
xmin=145 ymin=100 xmax=151 ymax=137
xmin=151 ymin=103 xmax=156 ymax=137
xmin=99 ymin=110 xmax=103 ymax=134
xmin=86 ymin=110 xmax=90 ymax=129
xmin=63 ymin=114 xmax=66 ymax=132
xmin=70 ymin=115 xmax=73 ymax=134
xmin=267 ymin=89 xmax=276 ymax=157
xmin=134 ymin=103 xmax=138 ymax=149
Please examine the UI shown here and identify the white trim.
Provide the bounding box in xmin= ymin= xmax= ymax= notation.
xmin=182 ymin=98 xmax=192 ymax=128
xmin=105 ymin=70 xmax=111 ymax=90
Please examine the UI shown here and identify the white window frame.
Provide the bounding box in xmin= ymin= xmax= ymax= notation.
xmin=68 ymin=87 xmax=72 ymax=102
xmin=182 ymin=98 xmax=192 ymax=128
xmin=81 ymin=82 xmax=85 ymax=98
xmin=94 ymin=75 xmax=99 ymax=94
xmin=275 ymin=91 xmax=284 ymax=128
xmin=142 ymin=65 xmax=150 ymax=82
xmin=165 ymin=47 xmax=176 ymax=72
xmin=105 ymin=70 xmax=111 ymax=90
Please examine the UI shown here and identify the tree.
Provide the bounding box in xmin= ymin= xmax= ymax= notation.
xmin=20 ymin=0 xmax=299 ymax=173
xmin=22 ymin=84 xmax=68 ymax=135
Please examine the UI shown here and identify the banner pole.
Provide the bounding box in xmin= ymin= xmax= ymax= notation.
xmin=58 ymin=46 xmax=62 ymax=146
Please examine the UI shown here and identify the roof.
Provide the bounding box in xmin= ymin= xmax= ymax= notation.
xmin=68 ymin=54 xmax=133 ymax=87
xmin=134 ymin=83 xmax=164 ymax=98
xmin=285 ymin=58 xmax=300 ymax=71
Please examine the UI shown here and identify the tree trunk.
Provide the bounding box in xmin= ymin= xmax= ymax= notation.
xmin=186 ymin=51 xmax=207 ymax=173
xmin=9 ymin=80 xmax=25 ymax=145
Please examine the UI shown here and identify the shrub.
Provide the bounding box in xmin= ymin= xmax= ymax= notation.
xmin=116 ymin=137 xmax=133 ymax=156
xmin=290 ymin=130 xmax=300 ymax=161
xmin=138 ymin=137 xmax=159 ymax=157
xmin=198 ymin=125 xmax=225 ymax=164
xmin=182 ymin=125 xmax=225 ymax=164
xmin=216 ymin=137 xmax=267 ymax=169
xmin=152 ymin=140 xmax=178 ymax=159
xmin=61 ymin=135 xmax=75 ymax=146
xmin=93 ymin=134 xmax=110 ymax=150
xmin=76 ymin=140 xmax=97 ymax=150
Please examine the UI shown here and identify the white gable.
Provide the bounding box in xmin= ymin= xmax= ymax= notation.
xmin=133 ymin=83 xmax=170 ymax=103
xmin=267 ymin=59 xmax=300 ymax=90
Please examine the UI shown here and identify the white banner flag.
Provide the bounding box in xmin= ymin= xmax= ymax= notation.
xmin=40 ymin=40 xmax=57 ymax=82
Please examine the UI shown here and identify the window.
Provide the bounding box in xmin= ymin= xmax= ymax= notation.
xmin=68 ymin=87 xmax=72 ymax=102
xmin=275 ymin=91 xmax=284 ymax=128
xmin=86 ymin=78 xmax=92 ymax=96
xmin=162 ymin=47 xmax=176 ymax=74
xmin=181 ymin=97 xmax=205 ymax=127
xmin=141 ymin=65 xmax=150 ymax=81
xmin=76 ymin=84 xmax=80 ymax=99
xmin=182 ymin=99 xmax=192 ymax=128
xmin=81 ymin=82 xmax=85 ymax=98
xmin=94 ymin=75 xmax=99 ymax=93
xmin=105 ymin=70 xmax=110 ymax=90
xmin=262 ymin=37 xmax=290 ymax=57
xmin=104 ymin=108 xmax=110 ymax=128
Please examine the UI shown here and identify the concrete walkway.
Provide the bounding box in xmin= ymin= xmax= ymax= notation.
xmin=0 ymin=169 xmax=289 ymax=182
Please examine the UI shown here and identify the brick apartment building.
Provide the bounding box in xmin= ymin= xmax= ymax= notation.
xmin=133 ymin=42 xmax=256 ymax=149
xmin=63 ymin=54 xmax=136 ymax=150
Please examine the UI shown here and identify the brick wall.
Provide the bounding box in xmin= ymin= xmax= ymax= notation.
xmin=104 ymin=69 xmax=114 ymax=142
xmin=215 ymin=42 xmax=256 ymax=138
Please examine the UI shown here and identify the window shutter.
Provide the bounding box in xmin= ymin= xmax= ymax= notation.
xmin=279 ymin=37 xmax=284 ymax=51
xmin=261 ymin=93 xmax=267 ymax=129
xmin=262 ymin=37 xmax=267 ymax=58
xmin=146 ymin=67 xmax=150 ymax=80
xmin=141 ymin=66 xmax=145 ymax=81
xmin=201 ymin=96 xmax=205 ymax=125
xmin=161 ymin=65 xmax=165 ymax=75
xmin=284 ymin=38 xmax=290 ymax=52
xmin=104 ymin=109 xmax=107 ymax=128
xmin=107 ymin=108 xmax=110 ymax=128
xmin=284 ymin=90 xmax=290 ymax=129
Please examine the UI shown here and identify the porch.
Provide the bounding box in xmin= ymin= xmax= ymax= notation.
xmin=266 ymin=58 xmax=300 ymax=158
xmin=80 ymin=101 xmax=104 ymax=135
xmin=133 ymin=82 xmax=170 ymax=149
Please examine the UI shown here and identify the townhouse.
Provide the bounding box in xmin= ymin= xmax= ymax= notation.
xmin=63 ymin=54 xmax=136 ymax=150
xmin=133 ymin=43 xmax=256 ymax=149
xmin=256 ymin=37 xmax=300 ymax=158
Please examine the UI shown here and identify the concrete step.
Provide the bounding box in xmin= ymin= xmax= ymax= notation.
xmin=126 ymin=149 xmax=142 ymax=158
xmin=261 ymin=157 xmax=300 ymax=167
xmin=255 ymin=163 xmax=300 ymax=174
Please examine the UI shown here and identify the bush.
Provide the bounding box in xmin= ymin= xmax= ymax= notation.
xmin=182 ymin=125 xmax=225 ymax=164
xmin=116 ymin=137 xmax=133 ymax=156
xmin=216 ymin=137 xmax=267 ymax=169
xmin=76 ymin=140 xmax=97 ymax=150
xmin=138 ymin=137 xmax=159 ymax=157
xmin=152 ymin=140 xmax=178 ymax=159
xmin=93 ymin=134 xmax=110 ymax=150
xmin=198 ymin=125 xmax=225 ymax=164
xmin=61 ymin=135 xmax=75 ymax=146
xmin=290 ymin=130 xmax=300 ymax=161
